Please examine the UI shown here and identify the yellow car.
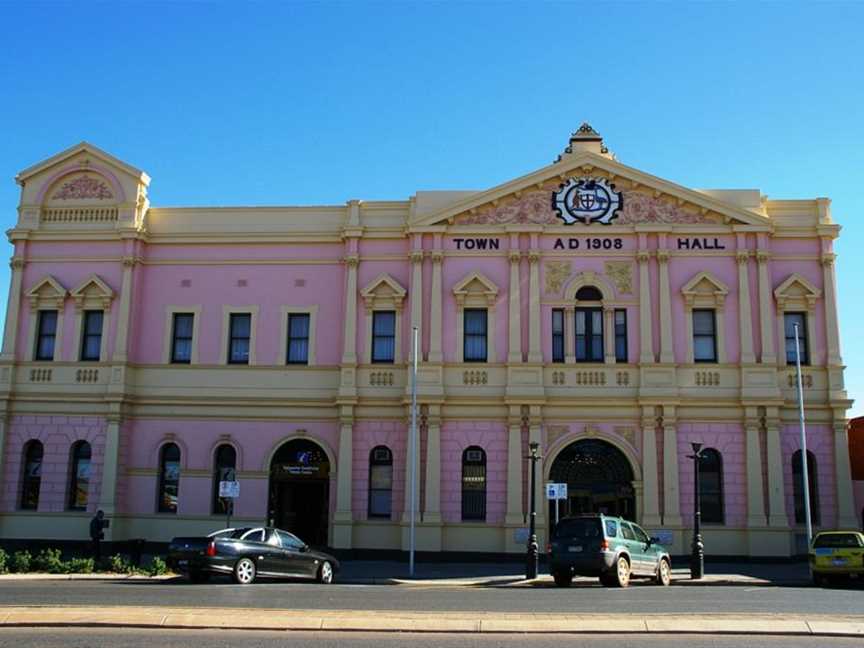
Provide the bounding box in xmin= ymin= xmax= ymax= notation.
xmin=809 ymin=530 xmax=864 ymax=586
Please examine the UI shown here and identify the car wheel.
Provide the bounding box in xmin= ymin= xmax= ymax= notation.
xmin=233 ymin=558 xmax=257 ymax=585
xmin=613 ymin=556 xmax=631 ymax=588
xmin=655 ymin=558 xmax=671 ymax=586
xmin=552 ymin=571 xmax=572 ymax=587
xmin=188 ymin=570 xmax=210 ymax=584
xmin=317 ymin=561 xmax=334 ymax=584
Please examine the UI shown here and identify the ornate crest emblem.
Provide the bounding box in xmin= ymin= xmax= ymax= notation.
xmin=552 ymin=177 xmax=623 ymax=225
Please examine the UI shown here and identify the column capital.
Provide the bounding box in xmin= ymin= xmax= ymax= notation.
xmin=121 ymin=256 xmax=141 ymax=268
xmin=9 ymin=257 xmax=24 ymax=270
xmin=636 ymin=250 xmax=651 ymax=263
xmin=527 ymin=250 xmax=541 ymax=264
xmin=736 ymin=250 xmax=751 ymax=265
xmin=410 ymin=250 xmax=424 ymax=264
xmin=430 ymin=250 xmax=444 ymax=264
xmin=343 ymin=255 xmax=360 ymax=268
xmin=756 ymin=250 xmax=771 ymax=264
xmin=508 ymin=250 xmax=522 ymax=263
xmin=821 ymin=253 xmax=836 ymax=267
xmin=656 ymin=250 xmax=670 ymax=263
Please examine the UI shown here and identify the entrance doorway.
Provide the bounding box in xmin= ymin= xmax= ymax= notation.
xmin=268 ymin=439 xmax=330 ymax=547
xmin=548 ymin=438 xmax=635 ymax=528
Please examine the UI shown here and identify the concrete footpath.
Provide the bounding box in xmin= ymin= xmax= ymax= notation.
xmin=1 ymin=605 xmax=863 ymax=637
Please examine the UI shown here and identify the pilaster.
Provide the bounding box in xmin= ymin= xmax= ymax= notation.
xmin=332 ymin=411 xmax=354 ymax=548
xmin=505 ymin=409 xmax=525 ymax=526
xmin=737 ymin=249 xmax=756 ymax=364
xmin=529 ymin=415 xmax=546 ymax=538
xmin=637 ymin=249 xmax=654 ymax=364
xmin=98 ymin=415 xmax=122 ymax=539
xmin=662 ymin=406 xmax=682 ymax=527
xmin=111 ymin=254 xmax=137 ymax=363
xmin=640 ymin=410 xmax=661 ymax=527
xmin=1 ymin=255 xmax=26 ymax=361
xmin=507 ymin=246 xmax=522 ymax=363
xmin=765 ymin=414 xmax=788 ymax=527
xmin=744 ymin=411 xmax=766 ymax=527
xmin=564 ymin=306 xmax=575 ymax=364
xmin=423 ymin=407 xmax=442 ymax=525
xmin=341 ymin=255 xmax=359 ymax=366
xmin=410 ymin=247 xmax=423 ymax=361
xmin=527 ymin=249 xmax=543 ymax=363
xmin=603 ymin=306 xmax=616 ymax=365
xmin=428 ymin=247 xmax=443 ymax=363
xmin=657 ymin=248 xmax=674 ymax=364
xmin=822 ymin=253 xmax=843 ymax=366
xmin=757 ymin=249 xmax=776 ymax=364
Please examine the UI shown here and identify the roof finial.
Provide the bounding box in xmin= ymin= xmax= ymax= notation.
xmin=556 ymin=122 xmax=613 ymax=162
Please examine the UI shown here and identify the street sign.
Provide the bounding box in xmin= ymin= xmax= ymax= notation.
xmin=219 ymin=480 xmax=240 ymax=498
xmin=545 ymin=483 xmax=568 ymax=500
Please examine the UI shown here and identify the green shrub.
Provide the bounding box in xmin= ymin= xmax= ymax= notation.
xmin=146 ymin=556 xmax=167 ymax=576
xmin=0 ymin=548 xmax=8 ymax=574
xmin=10 ymin=550 xmax=31 ymax=573
xmin=64 ymin=557 xmax=95 ymax=574
xmin=108 ymin=554 xmax=133 ymax=574
xmin=33 ymin=548 xmax=65 ymax=573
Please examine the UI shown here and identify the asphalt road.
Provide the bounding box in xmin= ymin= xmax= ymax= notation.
xmin=1 ymin=578 xmax=863 ymax=615
xmin=0 ymin=630 xmax=862 ymax=648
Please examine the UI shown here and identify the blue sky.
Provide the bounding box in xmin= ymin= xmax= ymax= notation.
xmin=1 ymin=1 xmax=863 ymax=412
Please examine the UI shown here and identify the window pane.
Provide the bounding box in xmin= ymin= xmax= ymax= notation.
xmin=464 ymin=310 xmax=487 ymax=334
xmin=36 ymin=311 xmax=57 ymax=361
xmin=288 ymin=339 xmax=309 ymax=363
xmin=40 ymin=311 xmax=57 ymax=335
xmin=289 ymin=314 xmax=310 ymax=337
xmin=84 ymin=311 xmax=103 ymax=335
xmin=464 ymin=310 xmax=487 ymax=362
xmin=575 ymin=311 xmax=586 ymax=335
xmin=173 ymin=339 xmax=191 ymax=363
xmin=373 ymin=312 xmax=395 ymax=335
xmin=174 ymin=314 xmax=194 ymax=338
xmin=231 ymin=314 xmax=251 ymax=337
xmin=230 ymin=339 xmax=250 ymax=363
xmin=37 ymin=335 xmax=55 ymax=361
xmin=694 ymin=336 xmax=716 ymax=361
xmin=693 ymin=310 xmax=715 ymax=335
xmin=369 ymin=490 xmax=392 ymax=517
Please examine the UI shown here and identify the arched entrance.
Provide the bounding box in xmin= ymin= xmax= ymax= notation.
xmin=548 ymin=439 xmax=635 ymax=524
xmin=268 ymin=439 xmax=330 ymax=547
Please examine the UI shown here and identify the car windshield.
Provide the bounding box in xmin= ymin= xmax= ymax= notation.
xmin=228 ymin=528 xmax=252 ymax=539
xmin=208 ymin=528 xmax=235 ymax=538
xmin=814 ymin=534 xmax=862 ymax=548
xmin=553 ymin=518 xmax=602 ymax=539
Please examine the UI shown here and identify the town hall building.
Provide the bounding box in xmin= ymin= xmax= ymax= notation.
xmin=0 ymin=125 xmax=858 ymax=557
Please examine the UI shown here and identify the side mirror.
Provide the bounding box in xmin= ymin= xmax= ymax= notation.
xmin=301 ymin=544 xmax=309 ymax=552
xmin=649 ymin=536 xmax=660 ymax=546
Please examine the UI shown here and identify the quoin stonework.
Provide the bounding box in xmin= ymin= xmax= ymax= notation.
xmin=0 ymin=126 xmax=859 ymax=557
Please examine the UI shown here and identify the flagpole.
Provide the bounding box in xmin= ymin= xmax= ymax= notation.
xmin=794 ymin=323 xmax=813 ymax=546
xmin=409 ymin=326 xmax=418 ymax=577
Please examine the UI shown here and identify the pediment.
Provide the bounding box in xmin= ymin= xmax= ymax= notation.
xmin=412 ymin=151 xmax=770 ymax=229
xmin=452 ymin=272 xmax=498 ymax=306
xmin=360 ymin=273 xmax=407 ymax=311
xmin=774 ymin=273 xmax=820 ymax=309
xmin=70 ymin=274 xmax=115 ymax=311
xmin=681 ymin=271 xmax=728 ymax=308
xmin=26 ymin=275 xmax=67 ymax=311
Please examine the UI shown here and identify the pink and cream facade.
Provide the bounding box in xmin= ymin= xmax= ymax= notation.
xmin=0 ymin=127 xmax=858 ymax=557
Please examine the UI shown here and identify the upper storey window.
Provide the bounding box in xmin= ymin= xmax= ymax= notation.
xmin=228 ymin=313 xmax=251 ymax=364
xmin=34 ymin=311 xmax=58 ymax=361
xmin=464 ymin=309 xmax=488 ymax=362
xmin=287 ymin=313 xmax=310 ymax=364
xmin=79 ymin=311 xmax=103 ymax=361
xmin=171 ymin=313 xmax=194 ymax=364
xmin=552 ymin=309 xmax=565 ymax=363
xmin=784 ymin=312 xmax=809 ymax=366
xmin=575 ymin=285 xmax=604 ymax=363
xmin=693 ymin=309 xmax=717 ymax=363
xmin=371 ymin=311 xmax=396 ymax=363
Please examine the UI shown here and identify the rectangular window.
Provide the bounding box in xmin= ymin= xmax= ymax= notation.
xmin=614 ymin=309 xmax=628 ymax=363
xmin=79 ymin=310 xmax=103 ymax=361
xmin=784 ymin=312 xmax=809 ymax=365
xmin=371 ymin=311 xmax=396 ymax=363
xmin=228 ymin=313 xmax=251 ymax=364
xmin=575 ymin=308 xmax=603 ymax=362
xmin=464 ymin=309 xmax=488 ymax=362
xmin=287 ymin=313 xmax=310 ymax=364
xmin=171 ymin=313 xmax=194 ymax=364
xmin=34 ymin=310 xmax=58 ymax=361
xmin=692 ymin=309 xmax=717 ymax=363
xmin=552 ymin=309 xmax=565 ymax=363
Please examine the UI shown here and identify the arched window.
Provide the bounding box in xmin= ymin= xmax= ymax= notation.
xmin=574 ymin=286 xmax=604 ymax=362
xmin=212 ymin=444 xmax=237 ymax=515
xmin=792 ymin=449 xmax=820 ymax=525
xmin=68 ymin=441 xmax=92 ymax=511
xmin=461 ymin=446 xmax=487 ymax=521
xmin=157 ymin=443 xmax=181 ymax=514
xmin=20 ymin=440 xmax=43 ymax=510
xmin=368 ymin=446 xmax=393 ymax=518
xmin=699 ymin=448 xmax=724 ymax=524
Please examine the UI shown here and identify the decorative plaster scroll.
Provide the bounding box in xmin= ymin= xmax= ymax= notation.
xmin=614 ymin=426 xmax=637 ymax=449
xmin=51 ymin=175 xmax=113 ymax=200
xmin=546 ymin=425 xmax=568 ymax=447
xmin=544 ymin=260 xmax=571 ymax=295
xmin=454 ymin=188 xmax=718 ymax=226
xmin=604 ymin=261 xmax=633 ymax=294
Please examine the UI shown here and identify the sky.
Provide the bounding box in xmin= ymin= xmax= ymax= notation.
xmin=1 ymin=0 xmax=863 ymax=412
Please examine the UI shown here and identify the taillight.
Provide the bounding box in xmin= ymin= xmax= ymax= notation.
xmin=600 ymin=539 xmax=609 ymax=551
xmin=546 ymin=544 xmax=552 ymax=554
xmin=206 ymin=541 xmax=216 ymax=557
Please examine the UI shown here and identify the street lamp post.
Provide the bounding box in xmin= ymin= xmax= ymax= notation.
xmin=688 ymin=442 xmax=704 ymax=580
xmin=526 ymin=441 xmax=541 ymax=580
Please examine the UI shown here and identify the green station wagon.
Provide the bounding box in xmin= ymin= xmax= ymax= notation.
xmin=548 ymin=514 xmax=672 ymax=587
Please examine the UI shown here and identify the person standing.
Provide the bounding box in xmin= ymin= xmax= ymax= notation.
xmin=90 ymin=510 xmax=107 ymax=561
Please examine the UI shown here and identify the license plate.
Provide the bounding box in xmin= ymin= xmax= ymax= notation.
xmin=568 ymin=546 xmax=583 ymax=552
xmin=178 ymin=560 xmax=188 ymax=566
xmin=832 ymin=558 xmax=847 ymax=566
